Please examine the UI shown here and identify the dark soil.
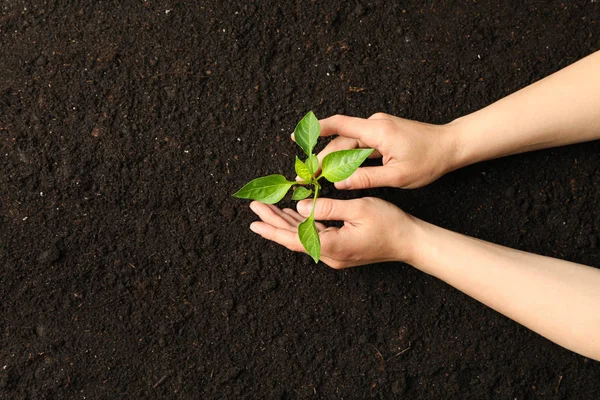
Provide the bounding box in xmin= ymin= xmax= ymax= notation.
xmin=1 ymin=0 xmax=599 ymax=398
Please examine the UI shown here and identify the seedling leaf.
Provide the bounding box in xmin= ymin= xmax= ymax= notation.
xmin=295 ymin=156 xmax=312 ymax=180
xmin=233 ymin=174 xmax=294 ymax=204
xmin=233 ymin=111 xmax=351 ymax=264
xmin=294 ymin=111 xmax=320 ymax=156
xmin=306 ymin=154 xmax=319 ymax=176
xmin=321 ymin=149 xmax=374 ymax=182
xmin=298 ymin=217 xmax=320 ymax=263
xmin=291 ymin=186 xmax=312 ymax=200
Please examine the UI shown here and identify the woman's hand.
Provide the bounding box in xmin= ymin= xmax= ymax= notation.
xmin=302 ymin=113 xmax=457 ymax=189
xmin=248 ymin=197 xmax=417 ymax=268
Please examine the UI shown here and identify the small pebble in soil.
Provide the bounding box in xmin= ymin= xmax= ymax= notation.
xmin=185 ymin=250 xmax=199 ymax=264
xmin=203 ymin=234 xmax=215 ymax=248
xmin=36 ymin=326 xmax=46 ymax=337
xmin=259 ymin=279 xmax=278 ymax=292
xmin=38 ymin=245 xmax=62 ymax=264
xmin=276 ymin=336 xmax=287 ymax=346
xmin=404 ymin=32 xmax=416 ymax=43
xmin=223 ymin=298 xmax=235 ymax=311
xmin=391 ymin=377 xmax=407 ymax=394
xmin=354 ymin=2 xmax=366 ymax=16
xmin=35 ymin=55 xmax=47 ymax=66
xmin=225 ymin=367 xmax=242 ymax=381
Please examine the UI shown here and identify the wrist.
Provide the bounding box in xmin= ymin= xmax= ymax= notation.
xmin=399 ymin=216 xmax=439 ymax=273
xmin=442 ymin=115 xmax=471 ymax=173
xmin=392 ymin=213 xmax=425 ymax=266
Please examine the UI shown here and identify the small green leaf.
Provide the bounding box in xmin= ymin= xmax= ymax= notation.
xmin=294 ymin=111 xmax=320 ymax=156
xmin=298 ymin=216 xmax=320 ymax=263
xmin=233 ymin=174 xmax=294 ymax=204
xmin=306 ymin=154 xmax=319 ymax=176
xmin=291 ymin=186 xmax=312 ymax=200
xmin=321 ymin=149 xmax=374 ymax=182
xmin=294 ymin=156 xmax=312 ymax=180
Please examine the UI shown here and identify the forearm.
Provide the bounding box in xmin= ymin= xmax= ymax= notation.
xmin=407 ymin=219 xmax=600 ymax=361
xmin=447 ymin=50 xmax=600 ymax=169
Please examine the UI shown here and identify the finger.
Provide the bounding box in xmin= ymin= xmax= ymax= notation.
xmin=250 ymin=202 xmax=295 ymax=230
xmin=315 ymin=221 xmax=328 ymax=232
xmin=249 ymin=222 xmax=305 ymax=252
xmin=296 ymin=198 xmax=363 ymax=221
xmin=266 ymin=204 xmax=300 ymax=227
xmin=368 ymin=112 xmax=394 ymax=121
xmin=319 ymin=115 xmax=374 ymax=139
xmin=316 ymin=136 xmax=360 ymax=163
xmin=282 ymin=208 xmax=328 ymax=231
xmin=316 ymin=136 xmax=382 ymax=165
xmin=335 ymin=166 xmax=399 ymax=190
xmin=251 ymin=220 xmax=341 ymax=263
xmin=281 ymin=208 xmax=304 ymax=223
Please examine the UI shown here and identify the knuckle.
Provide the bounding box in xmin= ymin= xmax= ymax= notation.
xmin=283 ymin=235 xmax=304 ymax=252
xmin=369 ymin=112 xmax=388 ymax=120
xmin=319 ymin=199 xmax=335 ymax=219
xmin=393 ymin=175 xmax=407 ymax=188
xmin=362 ymin=196 xmax=378 ymax=205
xmin=269 ymin=229 xmax=281 ymax=243
xmin=353 ymin=172 xmax=372 ymax=189
xmin=359 ymin=197 xmax=373 ymax=208
xmin=356 ymin=197 xmax=377 ymax=213
xmin=378 ymin=119 xmax=395 ymax=133
xmin=330 ymin=114 xmax=344 ymax=124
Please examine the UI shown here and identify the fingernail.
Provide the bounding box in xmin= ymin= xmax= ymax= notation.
xmin=296 ymin=201 xmax=310 ymax=216
xmin=290 ymin=133 xmax=295 ymax=141
xmin=250 ymin=223 xmax=260 ymax=233
xmin=249 ymin=202 xmax=258 ymax=214
xmin=336 ymin=179 xmax=351 ymax=189
xmin=295 ymin=175 xmax=302 ymax=182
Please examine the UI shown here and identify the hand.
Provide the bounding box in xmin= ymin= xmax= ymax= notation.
xmin=248 ymin=197 xmax=417 ymax=268
xmin=304 ymin=113 xmax=457 ymax=189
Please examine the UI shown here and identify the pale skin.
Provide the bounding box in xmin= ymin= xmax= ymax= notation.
xmin=249 ymin=50 xmax=600 ymax=361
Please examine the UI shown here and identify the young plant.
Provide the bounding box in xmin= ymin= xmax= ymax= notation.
xmin=233 ymin=111 xmax=373 ymax=263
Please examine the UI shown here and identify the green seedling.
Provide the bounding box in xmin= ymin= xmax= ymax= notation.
xmin=233 ymin=111 xmax=373 ymax=263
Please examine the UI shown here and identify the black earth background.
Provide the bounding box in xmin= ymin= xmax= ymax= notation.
xmin=1 ymin=1 xmax=599 ymax=399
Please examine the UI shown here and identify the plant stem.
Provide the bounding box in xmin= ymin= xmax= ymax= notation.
xmin=310 ymin=180 xmax=320 ymax=218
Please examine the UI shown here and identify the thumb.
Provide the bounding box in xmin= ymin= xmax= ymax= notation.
xmin=335 ymin=167 xmax=395 ymax=190
xmin=296 ymin=198 xmax=361 ymax=221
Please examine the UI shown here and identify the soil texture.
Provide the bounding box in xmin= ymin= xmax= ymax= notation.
xmin=1 ymin=0 xmax=599 ymax=399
